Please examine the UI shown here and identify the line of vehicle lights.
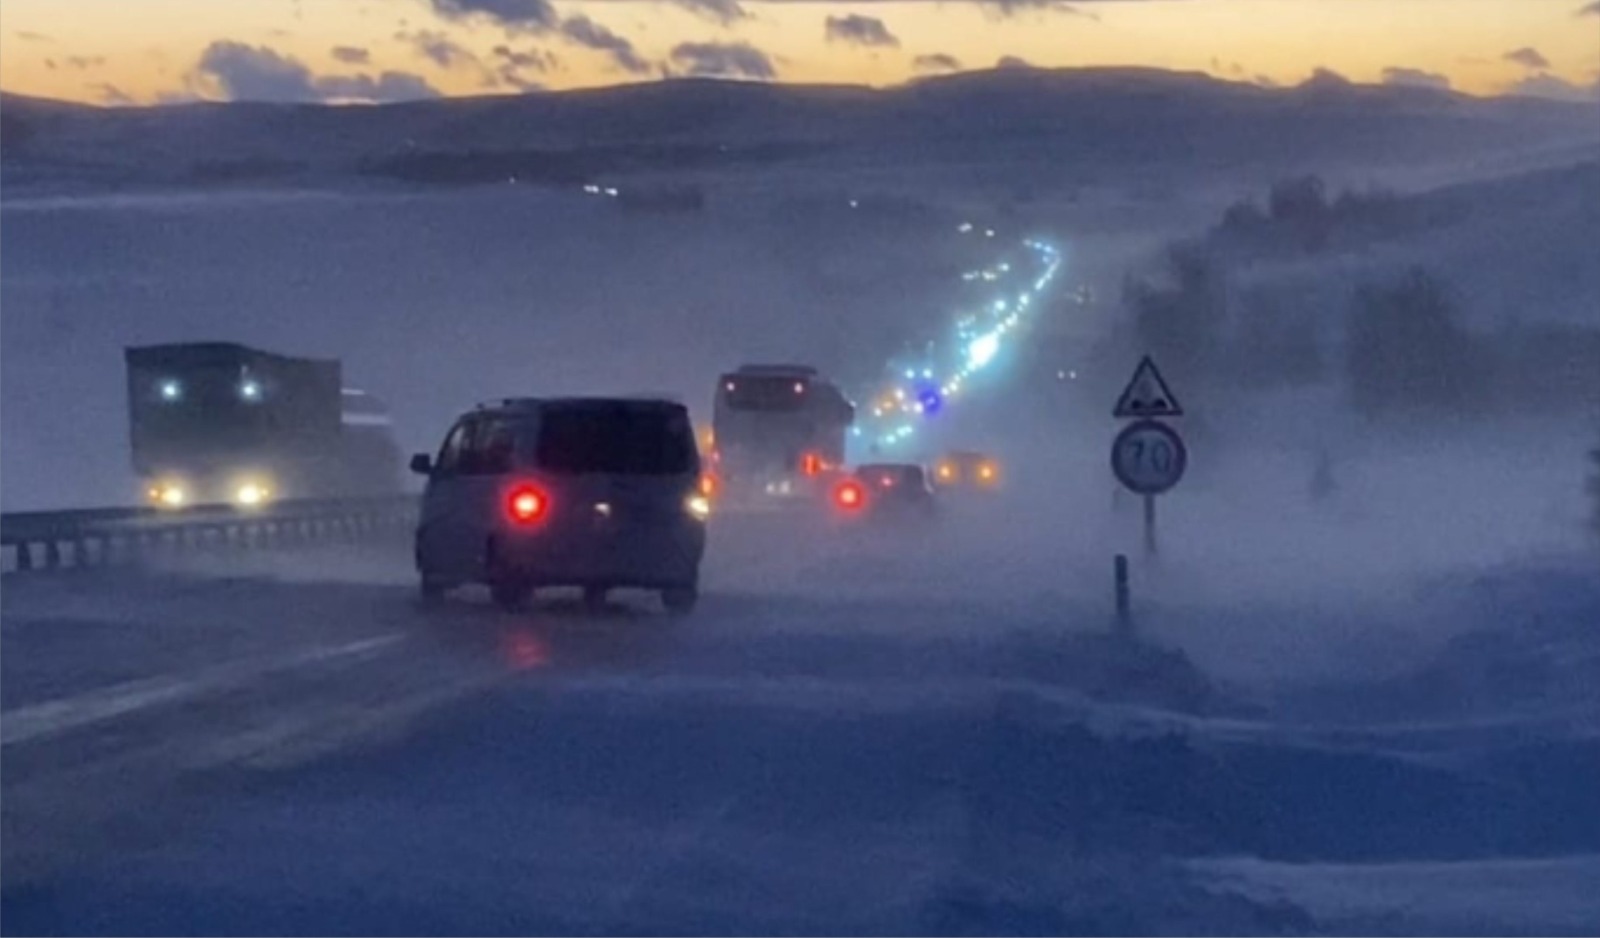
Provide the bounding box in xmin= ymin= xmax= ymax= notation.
xmin=853 ymin=234 xmax=1062 ymax=450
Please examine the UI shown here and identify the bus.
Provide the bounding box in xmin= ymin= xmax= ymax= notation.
xmin=711 ymin=364 xmax=853 ymax=503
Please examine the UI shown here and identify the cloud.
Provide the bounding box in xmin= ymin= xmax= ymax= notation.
xmin=996 ymin=54 xmax=1032 ymax=70
xmin=1301 ymin=66 xmax=1351 ymax=88
xmin=559 ymin=16 xmax=652 ymax=74
xmin=913 ymin=53 xmax=962 ymax=73
xmin=974 ymin=0 xmax=1086 ymax=18
xmin=64 ymin=55 xmax=107 ymax=70
xmin=429 ymin=0 xmax=558 ymax=34
xmin=668 ymin=41 xmax=775 ymax=79
xmin=14 ymin=30 xmax=53 ymax=43
xmin=403 ymin=29 xmax=481 ymax=69
xmin=492 ymin=44 xmax=554 ymax=89
xmin=1505 ymin=72 xmax=1600 ymax=102
xmin=498 ymin=69 xmax=545 ymax=90
xmin=824 ymin=14 xmax=898 ymax=47
xmin=196 ymin=42 xmax=322 ymax=101
xmin=493 ymin=44 xmax=553 ymax=71
xmin=332 ymin=45 xmax=372 ymax=65
xmin=156 ymin=90 xmax=203 ymax=105
xmin=317 ymin=71 xmax=443 ymax=102
xmin=1579 ymin=1 xmax=1600 ymax=15
xmin=194 ymin=41 xmax=441 ymax=103
xmin=96 ymin=83 xmax=135 ymax=106
xmin=1504 ymin=47 xmax=1550 ymax=70
xmin=1381 ymin=66 xmax=1451 ymax=91
xmin=669 ymin=0 xmax=749 ymax=26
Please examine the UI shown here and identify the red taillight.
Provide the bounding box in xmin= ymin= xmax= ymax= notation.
xmin=835 ymin=480 xmax=865 ymax=511
xmin=506 ymin=484 xmax=548 ymax=523
xmin=801 ymin=452 xmax=821 ymax=476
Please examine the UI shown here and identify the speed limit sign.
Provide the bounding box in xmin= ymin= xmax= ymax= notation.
xmin=1111 ymin=419 xmax=1187 ymax=495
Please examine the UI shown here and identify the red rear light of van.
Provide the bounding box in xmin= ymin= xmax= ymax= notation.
xmin=834 ymin=480 xmax=865 ymax=511
xmin=506 ymin=484 xmax=549 ymax=524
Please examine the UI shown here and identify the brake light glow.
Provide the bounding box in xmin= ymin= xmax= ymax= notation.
xmin=835 ymin=480 xmax=865 ymax=510
xmin=801 ymin=452 xmax=821 ymax=476
xmin=506 ymin=484 xmax=549 ymax=523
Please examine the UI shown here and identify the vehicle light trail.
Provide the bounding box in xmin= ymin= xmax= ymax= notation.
xmin=850 ymin=233 xmax=1063 ymax=455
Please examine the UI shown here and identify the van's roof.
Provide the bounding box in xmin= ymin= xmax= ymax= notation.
xmin=471 ymin=396 xmax=687 ymax=415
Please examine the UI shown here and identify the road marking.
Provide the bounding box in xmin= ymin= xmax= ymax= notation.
xmin=0 ymin=634 xmax=402 ymax=747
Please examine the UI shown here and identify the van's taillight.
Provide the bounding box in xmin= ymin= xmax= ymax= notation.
xmin=506 ymin=484 xmax=549 ymax=524
xmin=834 ymin=480 xmax=865 ymax=511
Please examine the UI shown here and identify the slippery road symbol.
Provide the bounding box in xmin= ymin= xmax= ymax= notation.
xmin=1113 ymin=355 xmax=1183 ymax=419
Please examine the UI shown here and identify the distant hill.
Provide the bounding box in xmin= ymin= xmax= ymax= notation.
xmin=3 ymin=68 xmax=1597 ymax=194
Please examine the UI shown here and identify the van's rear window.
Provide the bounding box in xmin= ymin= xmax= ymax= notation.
xmin=535 ymin=403 xmax=696 ymax=475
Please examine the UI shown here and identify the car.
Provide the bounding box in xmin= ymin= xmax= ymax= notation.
xmin=411 ymin=397 xmax=708 ymax=614
xmin=932 ymin=450 xmax=1001 ymax=490
xmin=831 ymin=463 xmax=938 ymax=523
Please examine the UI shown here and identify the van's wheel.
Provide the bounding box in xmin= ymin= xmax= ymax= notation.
xmin=583 ymin=585 xmax=609 ymax=613
xmin=661 ymin=586 xmax=697 ymax=615
xmin=419 ymin=575 xmax=448 ymax=605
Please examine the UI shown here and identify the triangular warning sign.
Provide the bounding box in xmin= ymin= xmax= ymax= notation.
xmin=1114 ymin=355 xmax=1183 ymax=418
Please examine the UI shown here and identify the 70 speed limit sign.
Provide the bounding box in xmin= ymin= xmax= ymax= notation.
xmin=1111 ymin=419 xmax=1187 ymax=495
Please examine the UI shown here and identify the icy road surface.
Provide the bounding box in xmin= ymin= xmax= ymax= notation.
xmin=4 ymin=496 xmax=1599 ymax=936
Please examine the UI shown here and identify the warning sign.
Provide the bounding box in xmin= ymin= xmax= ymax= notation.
xmin=1113 ymin=356 xmax=1183 ymax=419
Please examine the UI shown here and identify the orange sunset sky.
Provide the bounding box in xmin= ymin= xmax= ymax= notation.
xmin=2 ymin=0 xmax=1597 ymax=106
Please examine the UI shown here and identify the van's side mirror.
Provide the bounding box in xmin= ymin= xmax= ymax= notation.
xmin=409 ymin=453 xmax=433 ymax=476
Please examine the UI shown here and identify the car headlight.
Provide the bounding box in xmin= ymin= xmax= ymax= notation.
xmin=149 ymin=483 xmax=186 ymax=508
xmin=235 ymin=482 xmax=271 ymax=507
xmin=686 ymin=494 xmax=711 ymax=520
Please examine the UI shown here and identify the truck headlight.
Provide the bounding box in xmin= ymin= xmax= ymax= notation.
xmin=685 ymin=494 xmax=711 ymax=520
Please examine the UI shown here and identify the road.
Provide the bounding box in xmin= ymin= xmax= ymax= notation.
xmin=5 ymin=496 xmax=1600 ymax=935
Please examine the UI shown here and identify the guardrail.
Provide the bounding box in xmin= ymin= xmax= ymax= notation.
xmin=1 ymin=495 xmax=418 ymax=574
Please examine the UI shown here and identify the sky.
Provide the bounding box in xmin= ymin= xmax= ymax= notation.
xmin=2 ymin=0 xmax=1598 ymax=106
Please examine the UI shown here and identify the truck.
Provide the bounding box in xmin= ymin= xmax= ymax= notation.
xmin=125 ymin=342 xmax=402 ymax=507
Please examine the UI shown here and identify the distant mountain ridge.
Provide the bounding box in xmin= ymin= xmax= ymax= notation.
xmin=3 ymin=67 xmax=1596 ymax=193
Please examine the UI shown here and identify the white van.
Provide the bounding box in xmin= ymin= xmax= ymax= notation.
xmin=411 ymin=397 xmax=708 ymax=613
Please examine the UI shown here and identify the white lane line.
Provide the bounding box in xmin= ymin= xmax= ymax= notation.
xmin=0 ymin=634 xmax=402 ymax=747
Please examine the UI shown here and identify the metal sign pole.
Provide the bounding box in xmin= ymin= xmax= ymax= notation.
xmin=1143 ymin=494 xmax=1157 ymax=559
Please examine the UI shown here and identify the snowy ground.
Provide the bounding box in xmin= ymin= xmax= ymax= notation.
xmin=3 ymin=485 xmax=1598 ymax=934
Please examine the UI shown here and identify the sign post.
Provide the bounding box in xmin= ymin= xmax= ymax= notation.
xmin=1111 ymin=356 xmax=1186 ymax=560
